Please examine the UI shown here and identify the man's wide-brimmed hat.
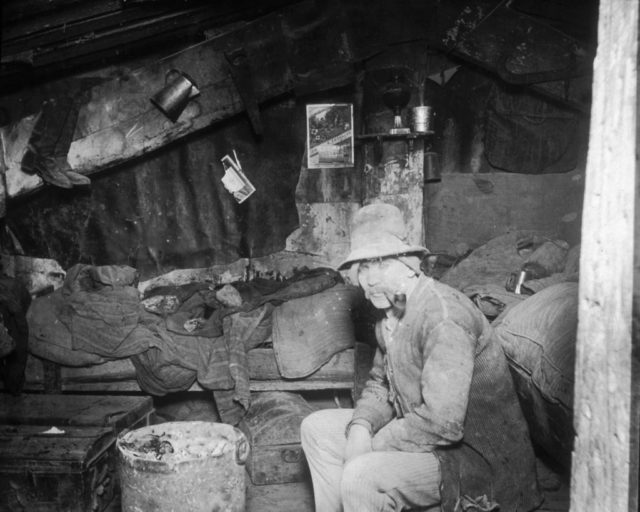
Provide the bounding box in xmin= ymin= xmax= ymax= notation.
xmin=338 ymin=203 xmax=429 ymax=270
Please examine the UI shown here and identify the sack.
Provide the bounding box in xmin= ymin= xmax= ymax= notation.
xmin=493 ymin=282 xmax=578 ymax=469
xmin=484 ymin=85 xmax=579 ymax=174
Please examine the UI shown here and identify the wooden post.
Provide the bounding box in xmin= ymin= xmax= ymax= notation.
xmin=570 ymin=0 xmax=638 ymax=510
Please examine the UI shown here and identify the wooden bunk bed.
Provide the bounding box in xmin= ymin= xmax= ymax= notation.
xmin=13 ymin=343 xmax=373 ymax=398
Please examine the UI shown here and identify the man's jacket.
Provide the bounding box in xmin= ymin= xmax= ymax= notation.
xmin=351 ymin=275 xmax=543 ymax=511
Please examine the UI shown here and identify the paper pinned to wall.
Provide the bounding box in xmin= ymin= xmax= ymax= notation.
xmin=220 ymin=150 xmax=255 ymax=203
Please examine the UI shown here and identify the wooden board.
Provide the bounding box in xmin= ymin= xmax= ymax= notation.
xmin=570 ymin=0 xmax=638 ymax=509
xmin=0 ymin=425 xmax=114 ymax=472
xmin=248 ymin=347 xmax=354 ymax=381
xmin=10 ymin=346 xmax=360 ymax=393
xmin=0 ymin=394 xmax=153 ymax=432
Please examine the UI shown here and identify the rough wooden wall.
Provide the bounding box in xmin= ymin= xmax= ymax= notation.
xmin=425 ymin=170 xmax=584 ymax=255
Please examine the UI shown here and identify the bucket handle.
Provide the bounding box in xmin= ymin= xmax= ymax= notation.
xmin=235 ymin=435 xmax=250 ymax=465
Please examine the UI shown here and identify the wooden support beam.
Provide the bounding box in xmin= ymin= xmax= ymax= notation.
xmin=570 ymin=0 xmax=638 ymax=510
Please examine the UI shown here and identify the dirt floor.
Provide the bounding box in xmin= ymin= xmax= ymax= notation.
xmin=109 ymin=392 xmax=571 ymax=512
xmin=110 ymin=475 xmax=569 ymax=512
xmin=243 ymin=458 xmax=570 ymax=512
xmin=109 ymin=456 xmax=570 ymax=512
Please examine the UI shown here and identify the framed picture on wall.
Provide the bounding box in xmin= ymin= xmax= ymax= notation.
xmin=306 ymin=103 xmax=354 ymax=169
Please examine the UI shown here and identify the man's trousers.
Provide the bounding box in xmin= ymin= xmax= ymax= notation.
xmin=301 ymin=408 xmax=442 ymax=512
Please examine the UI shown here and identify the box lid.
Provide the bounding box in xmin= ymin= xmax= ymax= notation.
xmin=0 ymin=424 xmax=114 ymax=472
xmin=240 ymin=392 xmax=313 ymax=446
xmin=0 ymin=394 xmax=153 ymax=433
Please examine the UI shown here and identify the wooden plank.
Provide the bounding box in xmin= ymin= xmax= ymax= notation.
xmin=2 ymin=4 xmax=171 ymax=52
xmin=24 ymin=10 xmax=231 ymax=68
xmin=248 ymin=380 xmax=353 ymax=391
xmin=569 ymin=0 xmax=638 ymax=510
xmin=0 ymin=425 xmax=114 ymax=470
xmin=57 ymin=347 xmax=355 ymax=384
xmin=2 ymin=0 xmax=120 ymax=24
xmin=59 ymin=379 xmax=354 ymax=393
xmin=249 ymin=348 xmax=355 ymax=381
xmin=0 ymin=394 xmax=153 ymax=432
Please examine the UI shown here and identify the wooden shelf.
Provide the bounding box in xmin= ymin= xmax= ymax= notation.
xmin=356 ymin=132 xmax=434 ymax=142
xmin=357 ymin=132 xmax=434 ymax=165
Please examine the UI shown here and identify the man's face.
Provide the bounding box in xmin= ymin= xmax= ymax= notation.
xmin=357 ymin=257 xmax=411 ymax=309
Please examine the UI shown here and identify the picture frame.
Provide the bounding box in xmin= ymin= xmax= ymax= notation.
xmin=306 ymin=103 xmax=354 ymax=169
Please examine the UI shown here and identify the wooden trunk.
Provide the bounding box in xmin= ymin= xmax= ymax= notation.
xmin=0 ymin=425 xmax=116 ymax=512
xmin=239 ymin=391 xmax=314 ymax=486
xmin=0 ymin=393 xmax=153 ymax=511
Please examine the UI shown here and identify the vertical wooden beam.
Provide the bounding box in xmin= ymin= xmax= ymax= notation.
xmin=631 ymin=36 xmax=640 ymax=510
xmin=570 ymin=0 xmax=638 ymax=510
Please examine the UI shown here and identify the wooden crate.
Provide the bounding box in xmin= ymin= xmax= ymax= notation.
xmin=0 ymin=393 xmax=153 ymax=512
xmin=0 ymin=425 xmax=116 ymax=511
xmin=239 ymin=391 xmax=314 ymax=486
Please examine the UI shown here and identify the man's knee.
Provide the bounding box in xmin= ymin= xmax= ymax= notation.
xmin=341 ymin=453 xmax=377 ymax=492
xmin=300 ymin=409 xmax=325 ymax=447
xmin=301 ymin=408 xmax=343 ymax=451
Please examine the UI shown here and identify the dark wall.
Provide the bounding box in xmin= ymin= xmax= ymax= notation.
xmin=7 ymin=98 xmax=305 ymax=279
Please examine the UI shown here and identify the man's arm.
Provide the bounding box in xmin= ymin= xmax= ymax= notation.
xmin=349 ymin=346 xmax=395 ymax=435
xmin=372 ymin=320 xmax=475 ymax=452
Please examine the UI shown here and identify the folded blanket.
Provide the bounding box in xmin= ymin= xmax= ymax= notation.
xmin=272 ymin=283 xmax=362 ymax=378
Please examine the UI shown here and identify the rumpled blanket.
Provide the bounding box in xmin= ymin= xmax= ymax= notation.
xmin=152 ymin=268 xmax=342 ymax=339
xmin=60 ymin=264 xmax=152 ymax=358
xmin=27 ymin=264 xmax=349 ymax=424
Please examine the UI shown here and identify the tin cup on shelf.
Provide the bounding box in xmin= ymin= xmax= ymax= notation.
xmin=411 ymin=106 xmax=435 ymax=134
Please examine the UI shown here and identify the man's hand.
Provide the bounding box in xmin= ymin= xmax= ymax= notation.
xmin=345 ymin=423 xmax=372 ymax=462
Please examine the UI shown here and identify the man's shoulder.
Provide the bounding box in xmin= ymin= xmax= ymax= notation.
xmin=419 ymin=275 xmax=472 ymax=303
xmin=416 ymin=276 xmax=487 ymax=329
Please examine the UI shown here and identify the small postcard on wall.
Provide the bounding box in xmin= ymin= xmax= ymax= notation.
xmin=306 ymin=103 xmax=354 ymax=169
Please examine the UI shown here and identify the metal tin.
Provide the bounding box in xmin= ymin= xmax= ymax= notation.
xmin=411 ymin=106 xmax=435 ymax=134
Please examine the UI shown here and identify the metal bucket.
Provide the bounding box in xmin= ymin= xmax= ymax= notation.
xmin=411 ymin=106 xmax=435 ymax=134
xmin=117 ymin=421 xmax=249 ymax=512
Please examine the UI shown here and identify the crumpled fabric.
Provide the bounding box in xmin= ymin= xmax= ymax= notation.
xmin=131 ymin=308 xmax=267 ymax=424
xmin=59 ymin=264 xmax=150 ymax=358
xmin=462 ymin=283 xmax=525 ymax=320
xmin=153 ymin=267 xmax=342 ymax=339
xmin=28 ymin=290 xmax=108 ymax=366
xmin=443 ymin=233 xmax=578 ymax=321
xmin=454 ymin=494 xmax=499 ymax=512
xmin=25 ymin=264 xmax=345 ymax=424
